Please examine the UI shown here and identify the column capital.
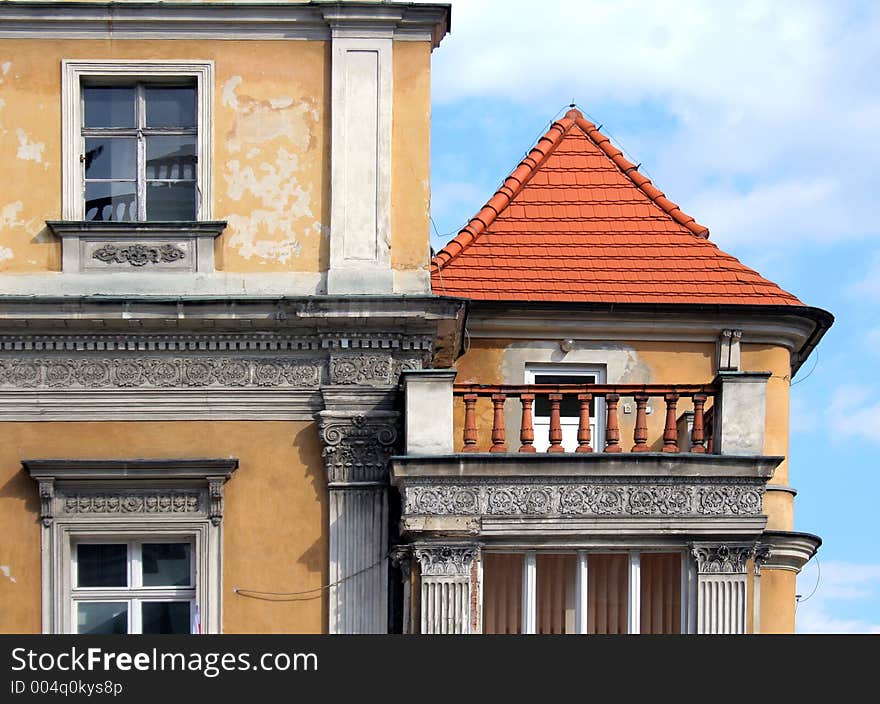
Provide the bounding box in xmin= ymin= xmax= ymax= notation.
xmin=690 ymin=542 xmax=758 ymax=575
xmin=413 ymin=544 xmax=479 ymax=577
xmin=318 ymin=410 xmax=399 ymax=486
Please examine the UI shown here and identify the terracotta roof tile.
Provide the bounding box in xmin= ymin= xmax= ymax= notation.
xmin=431 ymin=108 xmax=802 ymax=306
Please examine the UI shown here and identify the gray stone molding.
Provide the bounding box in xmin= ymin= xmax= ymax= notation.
xmin=402 ymin=479 xmax=765 ymax=519
xmin=690 ymin=542 xmax=758 ymax=574
xmin=47 ymin=221 xmax=226 ymax=274
xmin=0 ymin=2 xmax=451 ymax=45
xmin=318 ymin=411 xmax=400 ymax=486
xmin=413 ymin=545 xmax=479 ymax=577
xmin=759 ymin=530 xmax=822 ymax=573
xmin=717 ymin=329 xmax=743 ymax=372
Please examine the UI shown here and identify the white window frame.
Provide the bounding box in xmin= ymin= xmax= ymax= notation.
xmin=70 ymin=536 xmax=197 ymax=634
xmin=483 ymin=548 xmax=694 ymax=634
xmin=525 ymin=364 xmax=606 ymax=452
xmin=26 ymin=458 xmax=235 ymax=635
xmin=62 ymin=60 xmax=213 ymax=221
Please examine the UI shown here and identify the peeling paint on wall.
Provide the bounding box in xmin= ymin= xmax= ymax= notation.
xmin=15 ymin=128 xmax=45 ymax=164
xmin=221 ymin=76 xmax=322 ymax=264
xmin=0 ymin=565 xmax=16 ymax=583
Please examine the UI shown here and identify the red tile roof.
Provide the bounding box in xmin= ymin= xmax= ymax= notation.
xmin=431 ymin=108 xmax=802 ymax=306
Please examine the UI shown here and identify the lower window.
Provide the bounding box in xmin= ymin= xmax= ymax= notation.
xmin=72 ymin=539 xmax=196 ymax=634
xmin=482 ymin=550 xmax=685 ymax=634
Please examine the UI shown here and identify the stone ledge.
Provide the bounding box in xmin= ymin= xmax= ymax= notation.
xmin=392 ymin=452 xmax=783 ymax=479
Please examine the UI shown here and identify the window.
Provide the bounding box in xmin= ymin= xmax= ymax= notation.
xmin=82 ymin=82 xmax=198 ymax=222
xmin=72 ymin=539 xmax=196 ymax=634
xmin=25 ymin=458 xmax=235 ymax=634
xmin=526 ymin=365 xmax=606 ymax=452
xmin=482 ymin=550 xmax=688 ymax=634
xmin=62 ymin=61 xmax=213 ymax=222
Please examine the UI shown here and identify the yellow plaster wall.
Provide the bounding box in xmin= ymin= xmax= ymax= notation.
xmin=760 ymin=569 xmax=797 ymax=633
xmin=0 ymin=39 xmax=330 ymax=274
xmin=0 ymin=37 xmax=434 ymax=277
xmin=391 ymin=41 xmax=432 ymax=273
xmin=0 ymin=421 xmax=327 ymax=634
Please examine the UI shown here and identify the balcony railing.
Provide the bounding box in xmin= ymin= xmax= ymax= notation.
xmin=453 ymin=383 xmax=716 ymax=454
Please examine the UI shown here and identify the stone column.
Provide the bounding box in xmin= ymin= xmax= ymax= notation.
xmin=691 ymin=543 xmax=756 ymax=634
xmin=319 ymin=410 xmax=399 ymax=634
xmin=414 ymin=545 xmax=479 ymax=634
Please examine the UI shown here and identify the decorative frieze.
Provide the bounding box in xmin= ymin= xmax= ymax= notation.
xmin=0 ymin=357 xmax=321 ymax=389
xmin=403 ymin=480 xmax=765 ymax=518
xmin=318 ymin=412 xmax=399 ymax=485
xmin=414 ymin=545 xmax=478 ymax=577
xmin=62 ymin=491 xmax=201 ymax=516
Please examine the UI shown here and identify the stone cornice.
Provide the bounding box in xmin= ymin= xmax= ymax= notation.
xmin=392 ymin=453 xmax=783 ymax=480
xmin=0 ymin=2 xmax=451 ymax=46
xmin=24 ymin=458 xmax=239 ymax=483
xmin=464 ymin=302 xmax=832 ymax=375
xmin=760 ymin=530 xmax=822 ymax=573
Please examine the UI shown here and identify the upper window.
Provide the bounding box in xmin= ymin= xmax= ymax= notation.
xmin=82 ymin=82 xmax=198 ymax=222
xmin=61 ymin=61 xmax=213 ymax=222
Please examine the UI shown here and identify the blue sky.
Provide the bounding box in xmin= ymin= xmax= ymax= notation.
xmin=427 ymin=0 xmax=880 ymax=633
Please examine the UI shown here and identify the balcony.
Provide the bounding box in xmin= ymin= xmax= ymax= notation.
xmin=391 ymin=370 xmax=780 ymax=540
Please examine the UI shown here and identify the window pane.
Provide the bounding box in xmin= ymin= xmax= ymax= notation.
xmin=84 ymin=138 xmax=136 ymax=180
xmin=77 ymin=602 xmax=128 ymax=634
xmin=77 ymin=544 xmax=127 ymax=587
xmin=641 ymin=553 xmax=681 ymax=634
xmin=145 ymin=182 xmax=196 ymax=220
xmin=536 ymin=554 xmax=577 ymax=634
xmin=533 ymin=374 xmax=597 ymax=417
xmin=145 ymin=85 xmax=196 ymax=128
xmin=482 ymin=553 xmax=523 ymax=634
xmin=142 ymin=602 xmax=191 ymax=634
xmin=85 ymin=182 xmax=137 ymax=222
xmin=83 ymin=86 xmax=135 ymax=128
xmin=142 ymin=543 xmax=191 ymax=587
xmin=587 ymin=554 xmax=628 ymax=634
xmin=146 ymin=136 xmax=197 ymax=180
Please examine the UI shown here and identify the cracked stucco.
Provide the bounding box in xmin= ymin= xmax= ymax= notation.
xmin=221 ymin=76 xmax=323 ymax=265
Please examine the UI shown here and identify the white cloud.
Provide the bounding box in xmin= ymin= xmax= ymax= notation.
xmin=828 ymin=384 xmax=880 ymax=445
xmin=850 ymin=251 xmax=880 ymax=301
xmin=796 ymin=561 xmax=880 ymax=633
xmin=432 ymin=0 xmax=880 ymax=249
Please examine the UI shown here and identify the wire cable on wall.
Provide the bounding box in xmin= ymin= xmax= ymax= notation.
xmin=233 ymin=552 xmax=390 ymax=602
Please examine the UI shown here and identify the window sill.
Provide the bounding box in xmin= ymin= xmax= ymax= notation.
xmin=46 ymin=220 xmax=227 ymax=274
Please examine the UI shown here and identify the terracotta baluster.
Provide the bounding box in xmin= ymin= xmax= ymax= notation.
xmin=490 ymin=393 xmax=508 ymax=453
xmin=462 ymin=393 xmax=478 ymax=453
xmin=519 ymin=393 xmax=536 ymax=453
xmin=547 ymin=393 xmax=564 ymax=453
xmin=576 ymin=393 xmax=593 ymax=453
xmin=662 ymin=392 xmax=679 ymax=453
xmin=604 ymin=393 xmax=621 ymax=453
xmin=690 ymin=394 xmax=707 ymax=454
xmin=706 ymin=411 xmax=715 ymax=454
xmin=631 ymin=394 xmax=650 ymax=452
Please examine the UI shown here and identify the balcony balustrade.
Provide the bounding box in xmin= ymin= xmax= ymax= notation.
xmin=454 ymin=383 xmax=715 ymax=455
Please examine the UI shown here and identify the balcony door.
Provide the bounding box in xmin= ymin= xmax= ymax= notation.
xmin=525 ymin=365 xmax=605 ymax=452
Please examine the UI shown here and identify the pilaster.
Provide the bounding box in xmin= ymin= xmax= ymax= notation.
xmin=319 ymin=408 xmax=399 ymax=634
xmin=413 ymin=544 xmax=479 ymax=634
xmin=690 ymin=542 xmax=756 ymax=634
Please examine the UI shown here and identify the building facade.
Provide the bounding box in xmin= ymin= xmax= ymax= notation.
xmin=0 ymin=1 xmax=830 ymax=635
